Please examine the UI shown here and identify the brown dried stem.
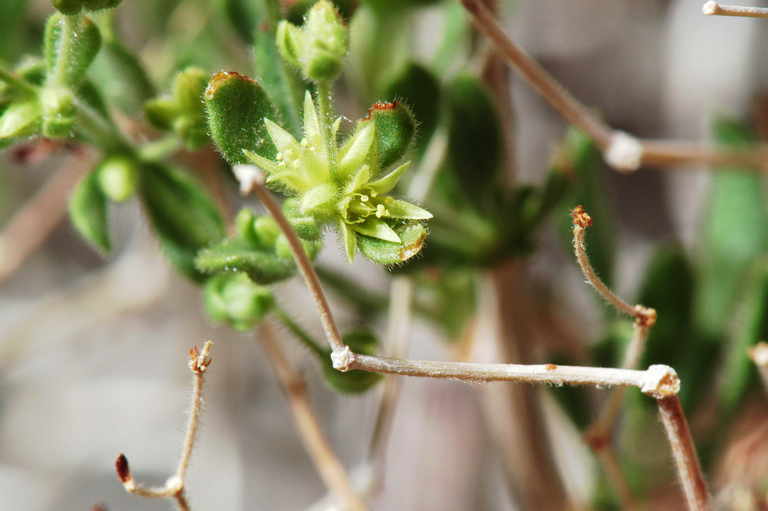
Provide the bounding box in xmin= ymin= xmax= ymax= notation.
xmin=0 ymin=151 xmax=93 ymax=284
xmin=115 ymin=341 xmax=214 ymax=511
xmin=657 ymin=396 xmax=711 ymax=511
xmin=461 ymin=0 xmax=768 ymax=172
xmin=256 ymin=322 xmax=367 ymax=511
xmin=703 ymin=1 xmax=768 ymax=18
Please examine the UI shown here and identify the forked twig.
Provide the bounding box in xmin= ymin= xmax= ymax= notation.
xmin=256 ymin=322 xmax=367 ymax=511
xmin=703 ymin=1 xmax=768 ymax=18
xmin=115 ymin=341 xmax=214 ymax=511
xmin=235 ymin=165 xmax=709 ymax=510
xmin=460 ymin=0 xmax=768 ymax=173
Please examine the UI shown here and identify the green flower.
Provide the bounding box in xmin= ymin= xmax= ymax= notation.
xmin=244 ymin=92 xmax=431 ymax=262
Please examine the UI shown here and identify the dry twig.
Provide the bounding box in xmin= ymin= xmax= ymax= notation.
xmin=703 ymin=1 xmax=768 ymax=18
xmin=256 ymin=322 xmax=366 ymax=511
xmin=460 ymin=0 xmax=768 ymax=173
xmin=0 ymin=151 xmax=93 ymax=284
xmin=115 ymin=341 xmax=214 ymax=511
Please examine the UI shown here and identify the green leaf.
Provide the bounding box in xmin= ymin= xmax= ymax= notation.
xmin=380 ymin=62 xmax=441 ymax=153
xmin=382 ymin=199 xmax=432 ymax=220
xmin=139 ymin=164 xmax=225 ymax=280
xmin=352 ymin=217 xmax=400 ymax=242
xmin=44 ymin=13 xmax=102 ymax=88
xmin=69 ymin=167 xmax=110 ymax=253
xmin=358 ymin=222 xmax=427 ymax=265
xmin=695 ymin=119 xmax=768 ymax=339
xmin=718 ymin=258 xmax=768 ymax=417
xmin=195 ymin=239 xmax=296 ymax=284
xmin=367 ymin=161 xmax=411 ymax=195
xmin=445 ymin=74 xmax=502 ymax=214
xmin=0 ymin=100 xmax=41 ymax=140
xmin=204 ymin=71 xmax=277 ymax=164
xmin=90 ymin=40 xmax=154 ymax=113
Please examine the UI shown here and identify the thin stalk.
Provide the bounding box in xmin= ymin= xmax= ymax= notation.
xmin=0 ymin=151 xmax=93 ymax=283
xmin=461 ymin=0 xmax=768 ymax=172
xmin=51 ymin=15 xmax=79 ymax=87
xmin=657 ymin=396 xmax=711 ymax=511
xmin=72 ymin=96 xmax=127 ymax=152
xmin=116 ymin=342 xmax=214 ymax=511
xmin=702 ymin=1 xmax=768 ymax=18
xmin=256 ymin=322 xmax=366 ymax=511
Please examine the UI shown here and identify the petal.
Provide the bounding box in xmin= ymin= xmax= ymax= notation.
xmin=243 ymin=149 xmax=282 ymax=175
xmin=300 ymin=183 xmax=336 ymax=214
xmin=351 ymin=218 xmax=401 ymax=243
xmin=264 ymin=118 xmax=300 ymax=155
xmin=345 ymin=164 xmax=371 ymax=194
xmin=340 ymin=220 xmax=357 ymax=261
xmin=380 ymin=199 xmax=433 ymax=220
xmin=366 ymin=161 xmax=411 ymax=195
xmin=338 ymin=123 xmax=375 ymax=178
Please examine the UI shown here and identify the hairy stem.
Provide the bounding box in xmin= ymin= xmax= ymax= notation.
xmin=116 ymin=341 xmax=214 ymax=511
xmin=657 ymin=396 xmax=710 ymax=511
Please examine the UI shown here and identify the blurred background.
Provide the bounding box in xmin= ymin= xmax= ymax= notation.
xmin=2 ymin=0 xmax=768 ymax=509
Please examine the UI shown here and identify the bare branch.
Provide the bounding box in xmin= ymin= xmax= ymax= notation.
xmin=461 ymin=0 xmax=768 ymax=172
xmin=657 ymin=397 xmax=711 ymax=511
xmin=115 ymin=341 xmax=214 ymax=511
xmin=703 ymin=1 xmax=768 ymax=18
xmin=0 ymin=151 xmax=93 ymax=283
xmin=257 ymin=322 xmax=366 ymax=511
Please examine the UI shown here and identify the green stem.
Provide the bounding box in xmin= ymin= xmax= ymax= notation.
xmin=315 ymin=81 xmax=336 ymax=166
xmin=51 ymin=14 xmax=80 ymax=87
xmin=72 ymin=95 xmax=127 ymax=152
xmin=138 ymin=134 xmax=182 ymax=161
xmin=273 ymin=304 xmax=328 ymax=359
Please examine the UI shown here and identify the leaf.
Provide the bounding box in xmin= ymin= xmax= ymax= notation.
xmin=358 ymin=222 xmax=427 ymax=264
xmin=204 ymin=71 xmax=277 ymax=164
xmin=382 ymin=199 xmax=432 ymax=220
xmin=203 ymin=272 xmax=274 ymax=331
xmin=69 ymin=167 xmax=110 ymax=253
xmin=352 ymin=217 xmax=400 ymax=242
xmin=367 ymin=160 xmax=410 ymax=195
xmin=380 ymin=62 xmax=441 ymax=153
xmin=195 ymin=239 xmax=296 ymax=284
xmin=361 ymin=100 xmax=416 ymax=170
xmin=139 ymin=164 xmax=225 ymax=281
xmin=718 ymin=258 xmax=768 ymax=417
xmin=89 ymin=40 xmax=154 ymax=113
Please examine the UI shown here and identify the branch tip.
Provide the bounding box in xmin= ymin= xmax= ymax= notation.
xmin=702 ymin=1 xmax=719 ymax=15
xmin=232 ymin=164 xmax=265 ymax=194
xmin=570 ymin=205 xmax=592 ymax=229
xmin=331 ymin=346 xmax=353 ymax=372
xmin=605 ymin=131 xmax=643 ymax=173
xmin=115 ymin=453 xmax=131 ymax=484
xmin=188 ymin=340 xmax=214 ymax=374
xmin=634 ymin=305 xmax=657 ymax=328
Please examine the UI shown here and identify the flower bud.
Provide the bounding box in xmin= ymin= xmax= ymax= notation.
xmin=204 ymin=71 xmax=277 ymax=164
xmin=204 ymin=272 xmax=274 ymax=331
xmin=359 ymin=101 xmax=415 ymax=169
xmin=97 ymin=155 xmax=140 ymax=202
xmin=358 ymin=222 xmax=427 ymax=265
xmin=276 ymin=0 xmax=348 ymax=83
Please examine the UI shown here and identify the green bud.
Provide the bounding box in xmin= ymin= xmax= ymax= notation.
xmin=41 ymin=86 xmax=75 ymax=138
xmin=322 ymin=330 xmax=382 ymax=393
xmin=83 ymin=0 xmax=121 ymax=11
xmin=253 ymin=216 xmax=280 ymax=247
xmin=44 ymin=13 xmax=102 ymax=88
xmin=204 ymin=272 xmax=274 ymax=331
xmin=235 ymin=208 xmax=259 ymax=245
xmin=69 ymin=167 xmax=110 ymax=253
xmin=274 ymin=234 xmax=321 ymax=261
xmin=146 ymin=67 xmax=207 ymax=149
xmin=0 ymin=100 xmax=41 ymax=140
xmin=360 ymin=101 xmax=415 ymax=169
xmin=97 ymin=155 xmax=139 ymax=202
xmin=276 ymin=0 xmax=348 ymax=83
xmin=204 ymin=71 xmax=277 ymax=164
xmin=52 ymin=0 xmax=83 ymax=15
xmin=358 ymin=222 xmax=427 ymax=265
